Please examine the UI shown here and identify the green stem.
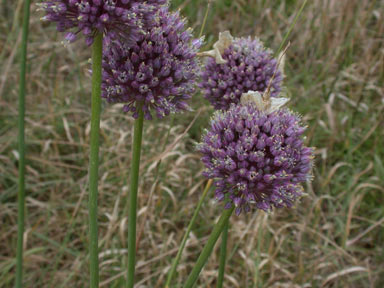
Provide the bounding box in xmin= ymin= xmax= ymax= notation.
xmin=88 ymin=33 xmax=103 ymax=288
xmin=16 ymin=0 xmax=31 ymax=287
xmin=126 ymin=107 xmax=145 ymax=288
xmin=276 ymin=0 xmax=308 ymax=55
xmin=217 ymin=218 xmax=229 ymax=288
xmin=184 ymin=206 xmax=235 ymax=288
xmin=164 ymin=179 xmax=213 ymax=288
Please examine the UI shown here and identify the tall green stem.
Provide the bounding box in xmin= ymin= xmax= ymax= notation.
xmin=16 ymin=0 xmax=31 ymax=287
xmin=165 ymin=179 xmax=213 ymax=287
xmin=184 ymin=206 xmax=235 ymax=288
xmin=89 ymin=33 xmax=103 ymax=288
xmin=127 ymin=107 xmax=144 ymax=288
xmin=217 ymin=218 xmax=229 ymax=288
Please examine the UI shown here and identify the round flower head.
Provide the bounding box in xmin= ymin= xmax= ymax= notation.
xmin=101 ymin=8 xmax=203 ymax=120
xmin=197 ymin=92 xmax=313 ymax=215
xmin=38 ymin=0 xmax=167 ymax=45
xmin=200 ymin=31 xmax=283 ymax=111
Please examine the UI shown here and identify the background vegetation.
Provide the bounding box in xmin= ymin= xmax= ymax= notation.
xmin=1 ymin=0 xmax=383 ymax=287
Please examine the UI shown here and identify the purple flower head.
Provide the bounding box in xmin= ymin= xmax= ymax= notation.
xmin=38 ymin=0 xmax=167 ymax=45
xmin=101 ymin=7 xmax=203 ymax=120
xmin=200 ymin=31 xmax=283 ymax=111
xmin=197 ymin=99 xmax=314 ymax=215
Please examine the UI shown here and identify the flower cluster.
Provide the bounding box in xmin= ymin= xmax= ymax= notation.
xmin=101 ymin=8 xmax=203 ymax=120
xmin=197 ymin=103 xmax=313 ymax=215
xmin=200 ymin=34 xmax=283 ymax=111
xmin=38 ymin=0 xmax=167 ymax=45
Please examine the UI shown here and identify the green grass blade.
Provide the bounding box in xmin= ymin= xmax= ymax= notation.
xmin=199 ymin=0 xmax=212 ymax=38
xmin=276 ymin=0 xmax=308 ymax=55
xmin=15 ymin=0 xmax=31 ymax=287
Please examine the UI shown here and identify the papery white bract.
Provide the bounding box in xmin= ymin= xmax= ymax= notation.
xmin=240 ymin=90 xmax=289 ymax=113
xmin=199 ymin=31 xmax=234 ymax=64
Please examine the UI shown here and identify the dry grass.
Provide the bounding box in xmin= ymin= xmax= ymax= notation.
xmin=1 ymin=0 xmax=384 ymax=287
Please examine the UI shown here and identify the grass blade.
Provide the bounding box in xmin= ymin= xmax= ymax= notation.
xmin=276 ymin=0 xmax=308 ymax=55
xmin=15 ymin=0 xmax=31 ymax=287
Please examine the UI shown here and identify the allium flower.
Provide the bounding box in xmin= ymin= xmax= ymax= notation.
xmin=200 ymin=31 xmax=283 ymax=111
xmin=197 ymin=93 xmax=313 ymax=215
xmin=101 ymin=8 xmax=203 ymax=120
xmin=38 ymin=0 xmax=167 ymax=45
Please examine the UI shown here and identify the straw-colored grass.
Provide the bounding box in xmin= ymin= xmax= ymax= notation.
xmin=1 ymin=0 xmax=383 ymax=287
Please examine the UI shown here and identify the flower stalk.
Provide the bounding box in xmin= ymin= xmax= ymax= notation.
xmin=127 ymin=106 xmax=145 ymax=288
xmin=217 ymin=218 xmax=229 ymax=288
xmin=88 ymin=32 xmax=103 ymax=288
xmin=184 ymin=205 xmax=235 ymax=288
xmin=16 ymin=0 xmax=31 ymax=287
xmin=165 ymin=179 xmax=213 ymax=287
